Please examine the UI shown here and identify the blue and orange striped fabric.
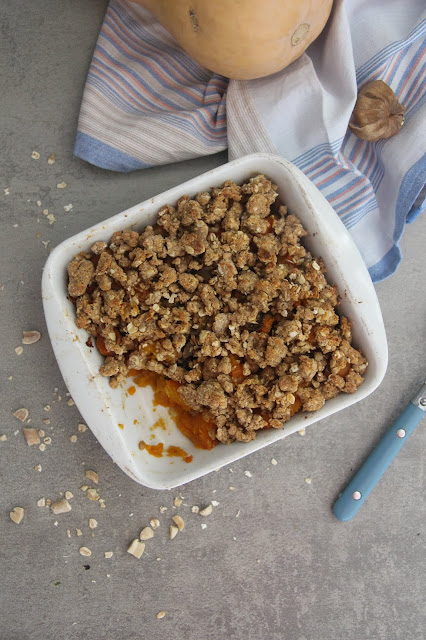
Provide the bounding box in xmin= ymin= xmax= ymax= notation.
xmin=75 ymin=0 xmax=425 ymax=281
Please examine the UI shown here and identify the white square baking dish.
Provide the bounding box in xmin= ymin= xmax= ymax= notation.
xmin=42 ymin=153 xmax=388 ymax=489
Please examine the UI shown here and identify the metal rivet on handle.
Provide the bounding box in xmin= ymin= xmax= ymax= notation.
xmin=419 ymin=398 xmax=426 ymax=407
xmin=352 ymin=491 xmax=362 ymax=500
xmin=396 ymin=429 xmax=406 ymax=438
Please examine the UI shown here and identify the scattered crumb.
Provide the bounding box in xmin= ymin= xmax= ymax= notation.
xmin=305 ymin=477 xmax=312 ymax=484
xmin=47 ymin=213 xmax=56 ymax=225
xmin=53 ymin=521 xmax=58 ymax=527
xmin=67 ymin=399 xmax=75 ymax=407
xmin=89 ymin=518 xmax=98 ymax=530
xmin=51 ymin=499 xmax=72 ymax=515
xmin=173 ymin=496 xmax=183 ymax=507
xmin=9 ymin=507 xmax=24 ymax=524
xmin=63 ymin=204 xmax=73 ymax=212
xmin=15 ymin=346 xmax=24 ymax=356
xmin=140 ymin=526 xmax=154 ymax=540
xmin=80 ymin=485 xmax=89 ymax=492
xmin=236 ymin=510 xmax=240 ymax=518
xmin=22 ymin=330 xmax=41 ymax=345
xmin=156 ymin=612 xmax=166 ymax=620
xmin=150 ymin=518 xmax=160 ymax=529
xmin=57 ymin=182 xmax=67 ymax=189
xmin=211 ymin=500 xmax=219 ymax=507
xmin=37 ymin=498 xmax=46 ymax=507
xmin=43 ymin=419 xmax=50 ymax=425
xmin=66 ymin=529 xmax=71 ymax=538
xmin=79 ymin=547 xmax=92 ymax=557
xmin=85 ymin=470 xmax=98 ymax=484
xmin=169 ymin=525 xmax=179 ymax=540
xmin=70 ymin=435 xmax=77 ymax=443
xmin=47 ymin=153 xmax=56 ymax=165
xmin=4 ymin=188 xmax=10 ymax=195
xmin=42 ymin=209 xmax=48 ymax=216
xmin=42 ymin=240 xmax=50 ymax=249
xmin=34 ymin=464 xmax=42 ymax=472
xmin=36 ymin=200 xmax=42 ymax=206
xmin=13 ymin=408 xmax=29 ymax=422
xmin=298 ymin=428 xmax=306 ymax=436
xmin=0 ymin=435 xmax=7 ymax=441
xmin=65 ymin=491 xmax=73 ymax=500
xmin=271 ymin=458 xmax=277 ymax=465
xmin=191 ymin=506 xmax=199 ymax=514
xmin=229 ymin=487 xmax=235 ymax=491
xmin=104 ymin=551 xmax=113 ymax=559
xmin=172 ymin=515 xmax=184 ymax=531
xmin=23 ymin=427 xmax=40 ymax=446
xmin=244 ymin=470 xmax=252 ymax=478
xmin=44 ymin=437 xmax=52 ymax=445
xmin=199 ymin=504 xmax=213 ymax=517
xmin=38 ymin=429 xmax=45 ymax=438
xmin=31 ymin=151 xmax=40 ymax=160
xmin=78 ymin=423 xmax=87 ymax=433
xmin=127 ymin=539 xmax=145 ymax=559
xmin=44 ymin=405 xmax=51 ymax=412
xmin=87 ymin=489 xmax=99 ymax=501
xmin=39 ymin=443 xmax=46 ymax=452
xmin=76 ymin=529 xmax=82 ymax=536
xmin=159 ymin=506 xmax=167 ymax=513
xmin=200 ymin=523 xmax=207 ymax=530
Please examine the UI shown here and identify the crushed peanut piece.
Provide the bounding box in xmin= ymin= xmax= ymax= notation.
xmin=80 ymin=485 xmax=89 ymax=492
xmin=42 ymin=418 xmax=50 ymax=425
xmin=156 ymin=612 xmax=166 ymax=619
xmin=44 ymin=436 xmax=52 ymax=445
xmin=150 ymin=518 xmax=160 ymax=529
xmin=78 ymin=423 xmax=87 ymax=433
xmin=191 ymin=506 xmax=199 ymax=514
xmin=51 ymin=499 xmax=72 ymax=515
xmin=200 ymin=523 xmax=207 ymax=530
xmin=65 ymin=491 xmax=73 ymax=500
xmin=47 ymin=213 xmax=56 ymax=225
xmin=244 ymin=470 xmax=252 ymax=478
xmin=85 ymin=470 xmax=98 ymax=484
xmin=63 ymin=204 xmax=73 ymax=212
xmin=44 ymin=405 xmax=51 ymax=412
xmin=127 ymin=539 xmax=145 ymax=559
xmin=39 ymin=443 xmax=46 ymax=451
xmin=87 ymin=489 xmax=99 ymax=501
xmin=76 ymin=529 xmax=82 ymax=536
xmin=199 ymin=504 xmax=213 ymax=517
xmin=298 ymin=428 xmax=306 ymax=436
xmin=15 ymin=346 xmax=24 ymax=356
xmin=4 ymin=188 xmax=10 ymax=195
xmin=79 ymin=546 xmax=92 ymax=557
xmin=57 ymin=181 xmax=67 ymax=189
xmin=37 ymin=498 xmax=46 ymax=507
xmin=211 ymin=500 xmax=219 ymax=507
xmin=47 ymin=153 xmax=56 ymax=164
xmin=169 ymin=525 xmax=179 ymax=539
xmin=104 ymin=551 xmax=113 ymax=558
xmin=89 ymin=518 xmax=98 ymax=530
xmin=31 ymin=151 xmax=40 ymax=160
xmin=271 ymin=458 xmax=278 ymax=465
xmin=38 ymin=429 xmax=45 ymax=438
xmin=0 ymin=434 xmax=7 ymax=441
xmin=34 ymin=464 xmax=42 ymax=472
xmin=173 ymin=497 xmax=183 ymax=507
xmin=10 ymin=507 xmax=24 ymax=524
xmin=159 ymin=506 xmax=167 ymax=513
xmin=172 ymin=515 xmax=184 ymax=531
xmin=22 ymin=330 xmax=41 ymax=345
xmin=13 ymin=408 xmax=29 ymax=422
xmin=23 ymin=427 xmax=40 ymax=446
xmin=305 ymin=477 xmax=312 ymax=484
xmin=70 ymin=435 xmax=77 ymax=443
xmin=229 ymin=487 xmax=235 ymax=491
xmin=140 ymin=526 xmax=154 ymax=540
xmin=67 ymin=398 xmax=75 ymax=406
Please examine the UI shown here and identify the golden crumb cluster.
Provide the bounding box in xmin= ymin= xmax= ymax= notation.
xmin=67 ymin=175 xmax=367 ymax=444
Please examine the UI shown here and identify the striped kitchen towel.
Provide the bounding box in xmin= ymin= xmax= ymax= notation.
xmin=75 ymin=0 xmax=426 ymax=282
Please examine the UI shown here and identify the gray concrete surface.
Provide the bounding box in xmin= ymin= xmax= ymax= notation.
xmin=1 ymin=2 xmax=425 ymax=639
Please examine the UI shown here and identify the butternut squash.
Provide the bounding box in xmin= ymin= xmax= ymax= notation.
xmin=133 ymin=0 xmax=333 ymax=80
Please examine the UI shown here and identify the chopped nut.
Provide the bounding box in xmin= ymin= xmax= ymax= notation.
xmin=13 ymin=408 xmax=29 ymax=422
xmin=47 ymin=153 xmax=56 ymax=164
xmin=87 ymin=489 xmax=99 ymax=501
xmin=63 ymin=204 xmax=73 ymax=212
xmin=305 ymin=477 xmax=312 ymax=484
xmin=66 ymin=529 xmax=71 ymax=538
xmin=156 ymin=611 xmax=166 ymax=619
xmin=80 ymin=485 xmax=89 ymax=491
xmin=22 ymin=330 xmax=41 ymax=345
xmin=271 ymin=458 xmax=278 ymax=465
xmin=65 ymin=491 xmax=73 ymax=500
xmin=79 ymin=546 xmax=92 ymax=557
xmin=173 ymin=496 xmax=183 ymax=507
xmin=89 ymin=518 xmax=98 ymax=530
xmin=199 ymin=504 xmax=213 ymax=517
xmin=159 ymin=506 xmax=167 ymax=513
xmin=78 ymin=423 xmax=87 ymax=433
xmin=172 ymin=515 xmax=184 ymax=531
xmin=169 ymin=525 xmax=179 ymax=539
xmin=10 ymin=507 xmax=24 ymax=524
xmin=229 ymin=486 xmax=235 ymax=491
xmin=85 ymin=470 xmax=99 ymax=484
xmin=42 ymin=418 xmax=50 ymax=425
xmin=298 ymin=427 xmax=306 ymax=436
xmin=44 ymin=436 xmax=52 ymax=445
xmin=244 ymin=470 xmax=252 ymax=478
xmin=38 ymin=429 xmax=45 ymax=438
xmin=23 ymin=427 xmax=40 ymax=446
xmin=44 ymin=405 xmax=51 ymax=412
xmin=70 ymin=435 xmax=77 ymax=443
xmin=127 ymin=539 xmax=145 ymax=559
xmin=76 ymin=528 xmax=82 ymax=536
xmin=34 ymin=464 xmax=42 ymax=472
xmin=67 ymin=398 xmax=75 ymax=407
xmin=104 ymin=551 xmax=113 ymax=559
xmin=191 ymin=506 xmax=199 ymax=514
xmin=211 ymin=500 xmax=219 ymax=507
xmin=4 ymin=188 xmax=10 ymax=195
xmin=140 ymin=526 xmax=154 ymax=540
xmin=31 ymin=150 xmax=40 ymax=160
xmin=47 ymin=213 xmax=56 ymax=225
xmin=200 ymin=523 xmax=207 ymax=530
xmin=51 ymin=499 xmax=72 ymax=514
xmin=57 ymin=181 xmax=67 ymax=189
xmin=150 ymin=518 xmax=160 ymax=529
xmin=14 ymin=346 xmax=24 ymax=356
xmin=37 ymin=498 xmax=46 ymax=507
xmin=39 ymin=443 xmax=46 ymax=451
xmin=0 ymin=434 xmax=7 ymax=441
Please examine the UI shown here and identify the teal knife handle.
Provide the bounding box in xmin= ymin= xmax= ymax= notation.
xmin=333 ymin=400 xmax=425 ymax=522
